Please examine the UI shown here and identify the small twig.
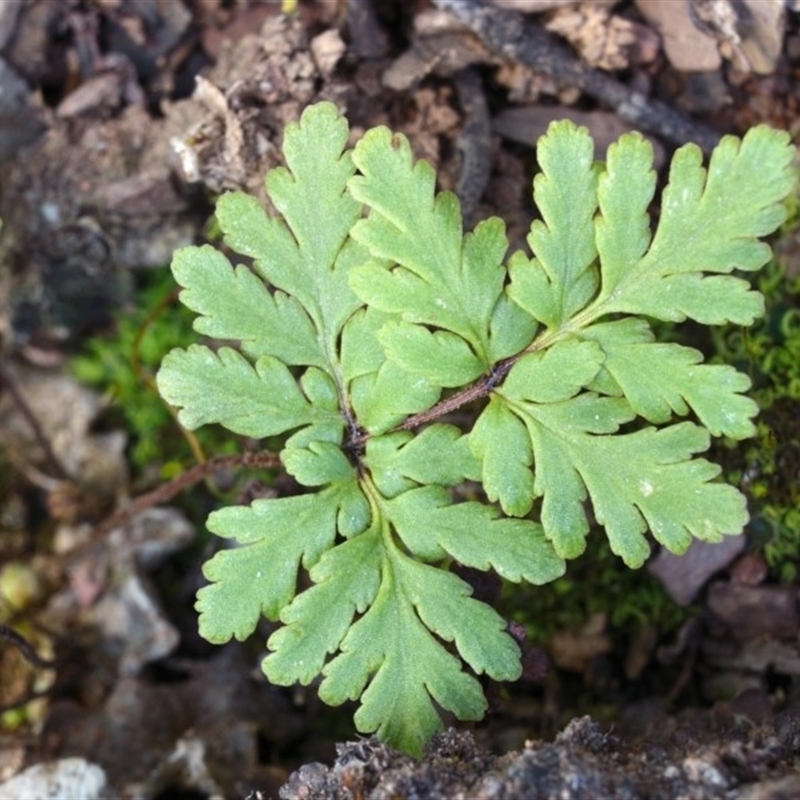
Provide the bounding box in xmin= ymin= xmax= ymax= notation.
xmin=0 ymin=622 xmax=55 ymax=669
xmin=432 ymin=0 xmax=722 ymax=152
xmin=352 ymin=356 xmax=515 ymax=451
xmin=92 ymin=449 xmax=282 ymax=538
xmin=0 ymin=362 xmax=70 ymax=480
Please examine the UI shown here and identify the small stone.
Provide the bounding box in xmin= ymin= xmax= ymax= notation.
xmin=706 ymin=583 xmax=799 ymax=642
xmin=739 ymin=0 xmax=784 ymax=74
xmin=0 ymin=758 xmax=106 ymax=800
xmin=310 ymin=29 xmax=346 ymax=78
xmin=635 ymin=0 xmax=722 ymax=71
xmin=647 ymin=536 xmax=745 ymax=606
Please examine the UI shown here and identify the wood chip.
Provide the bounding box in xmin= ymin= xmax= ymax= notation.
xmin=545 ymin=4 xmax=641 ymax=71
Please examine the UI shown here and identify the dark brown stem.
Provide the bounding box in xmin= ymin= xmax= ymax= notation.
xmin=93 ymin=449 xmax=281 ymax=538
xmin=0 ymin=622 xmax=56 ymax=669
xmin=352 ymin=355 xmax=518 ymax=450
xmin=396 ymin=357 xmax=511 ymax=431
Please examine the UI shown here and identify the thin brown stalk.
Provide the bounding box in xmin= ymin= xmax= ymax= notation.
xmin=92 ymin=449 xmax=281 ymax=538
xmin=0 ymin=622 xmax=55 ymax=669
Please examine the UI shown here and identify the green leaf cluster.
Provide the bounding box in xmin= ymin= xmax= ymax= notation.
xmin=156 ymin=102 xmax=796 ymax=754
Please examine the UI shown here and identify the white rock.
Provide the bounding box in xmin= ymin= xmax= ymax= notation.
xmin=0 ymin=758 xmax=106 ymax=800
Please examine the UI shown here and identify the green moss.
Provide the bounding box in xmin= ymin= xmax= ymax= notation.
xmin=504 ymin=532 xmax=692 ymax=647
xmin=70 ymin=268 xmax=236 ymax=475
xmin=712 ymin=259 xmax=800 ymax=581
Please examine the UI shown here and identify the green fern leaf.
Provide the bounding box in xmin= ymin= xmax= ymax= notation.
xmin=170 ymin=245 xmax=323 ymax=366
xmin=593 ymin=126 xmax=795 ymax=323
xmin=507 ymin=120 xmax=600 ymax=327
xmin=215 ymin=105 xmax=363 ymax=347
xmin=469 ymin=396 xmax=535 ymax=516
xmin=349 ymin=128 xmax=510 ymax=370
xmin=385 ymin=486 xmax=565 ymax=583
xmin=341 ymin=306 xmax=441 ymax=433
xmin=319 ymin=552 xmax=507 ymax=757
xmin=364 ymin=424 xmax=480 ymax=498
xmin=158 ymin=346 xmax=316 ymax=437
xmin=157 ymin=102 xmax=796 ymax=756
xmin=264 ymin=529 xmax=382 ymax=685
xmin=196 ymin=485 xmax=355 ymax=641
xmin=581 ymin=319 xmax=758 ymax=438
